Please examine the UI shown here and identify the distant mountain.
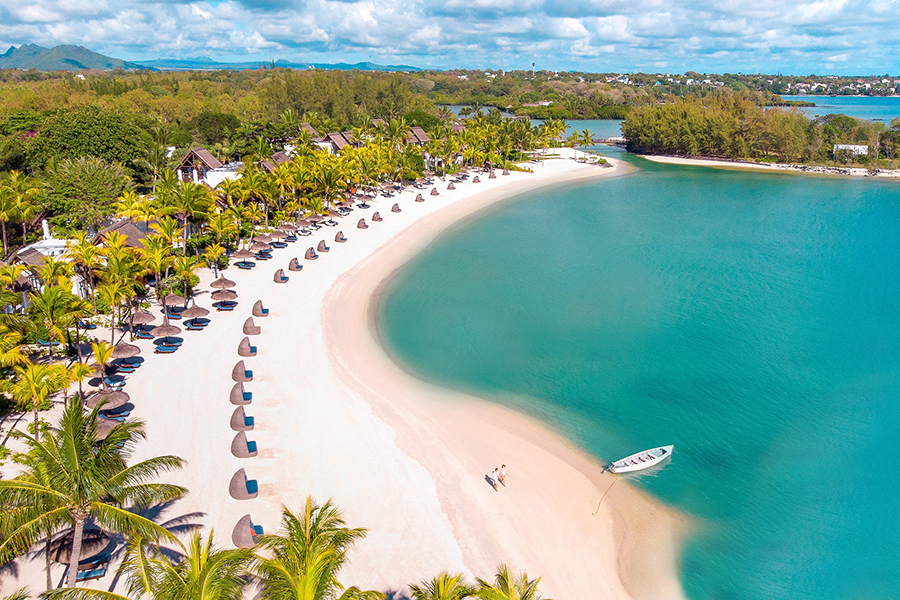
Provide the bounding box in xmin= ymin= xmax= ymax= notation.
xmin=135 ymin=57 xmax=421 ymax=72
xmin=0 ymin=44 xmax=148 ymax=71
xmin=0 ymin=43 xmax=421 ymax=73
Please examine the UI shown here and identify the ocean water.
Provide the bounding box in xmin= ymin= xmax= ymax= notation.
xmin=800 ymin=95 xmax=900 ymax=123
xmin=377 ymin=156 xmax=900 ymax=600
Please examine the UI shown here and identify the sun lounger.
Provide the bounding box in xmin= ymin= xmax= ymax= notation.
xmin=392 ymin=203 xmax=401 ymax=213
xmin=229 ymin=468 xmax=258 ymax=500
xmin=271 ymin=241 xmax=287 ymax=248
xmin=255 ymin=253 xmax=271 ymax=261
xmin=237 ymin=261 xmax=256 ymax=270
xmin=230 ymin=382 xmax=252 ymax=405
xmin=285 ymin=234 xmax=297 ymax=242
xmin=103 ymin=377 xmax=125 ymax=390
xmin=78 ymin=321 xmax=97 ymax=330
xmin=372 ymin=212 xmax=382 ymax=222
xmin=238 ymin=337 xmax=257 ymax=357
xmin=274 ymin=269 xmax=289 ymax=283
xmin=252 ymin=300 xmax=269 ymax=317
xmin=155 ymin=345 xmax=178 ymax=354
xmin=232 ymin=431 xmax=258 ymax=458
xmin=288 ymin=258 xmax=303 ymax=272
xmin=164 ymin=307 xmax=183 ymax=320
xmin=335 ymin=232 xmax=346 ymax=243
xmin=427 ymin=190 xmax=436 ymax=198
xmin=358 ymin=219 xmax=368 ymax=229
xmin=37 ymin=339 xmax=60 ymax=347
xmin=305 ymin=247 xmax=318 ymax=260
xmin=134 ymin=329 xmax=153 ymax=340
xmin=214 ymin=301 xmax=237 ymax=311
xmin=243 ymin=317 xmax=260 ymax=335
xmin=232 ymin=360 xmax=253 ymax=382
xmin=317 ymin=240 xmax=330 ymax=253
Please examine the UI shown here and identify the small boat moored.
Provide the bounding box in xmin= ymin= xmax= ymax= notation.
xmin=608 ymin=445 xmax=674 ymax=474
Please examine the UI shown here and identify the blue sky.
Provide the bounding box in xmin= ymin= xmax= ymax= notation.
xmin=1 ymin=0 xmax=899 ymax=74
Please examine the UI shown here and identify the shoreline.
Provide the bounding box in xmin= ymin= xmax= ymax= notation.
xmin=640 ymin=154 xmax=900 ymax=178
xmin=1 ymin=150 xmax=686 ymax=599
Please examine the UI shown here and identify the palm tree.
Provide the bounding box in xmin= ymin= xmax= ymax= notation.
xmin=98 ymin=531 xmax=251 ymax=600
xmin=28 ymin=286 xmax=79 ymax=359
xmin=253 ymin=497 xmax=383 ymax=600
xmin=0 ymin=361 xmax=68 ymax=440
xmin=410 ymin=572 xmax=475 ymax=600
xmin=6 ymin=171 xmax=39 ymax=244
xmin=0 ymin=185 xmax=16 ymax=258
xmin=66 ymin=233 xmax=102 ymax=314
xmin=474 ymin=566 xmax=545 ymax=600
xmin=90 ymin=340 xmax=115 ymax=389
xmin=167 ymin=181 xmax=211 ymax=255
xmin=172 ymin=255 xmax=199 ymax=300
xmin=0 ymin=401 xmax=187 ymax=588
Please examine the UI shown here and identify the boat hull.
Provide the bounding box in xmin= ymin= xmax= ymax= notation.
xmin=609 ymin=445 xmax=674 ymax=474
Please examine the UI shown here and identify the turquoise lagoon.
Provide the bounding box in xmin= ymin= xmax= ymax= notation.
xmin=377 ymin=154 xmax=900 ymax=600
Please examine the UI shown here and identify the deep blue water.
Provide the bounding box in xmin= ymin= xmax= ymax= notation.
xmin=377 ymin=156 xmax=900 ymax=600
xmin=801 ymin=95 xmax=900 ymax=122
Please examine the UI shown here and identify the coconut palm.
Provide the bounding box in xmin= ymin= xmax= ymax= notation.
xmin=253 ymin=497 xmax=383 ymax=600
xmin=90 ymin=340 xmax=115 ymax=389
xmin=0 ymin=185 xmax=17 ymax=258
xmin=6 ymin=171 xmax=39 ymax=244
xmin=28 ymin=286 xmax=80 ymax=359
xmin=410 ymin=572 xmax=476 ymax=600
xmin=474 ymin=566 xmax=545 ymax=600
xmin=167 ymin=181 xmax=211 ymax=255
xmin=172 ymin=255 xmax=199 ymax=300
xmin=0 ymin=401 xmax=186 ymax=588
xmin=66 ymin=233 xmax=102 ymax=314
xmin=0 ymin=361 xmax=68 ymax=440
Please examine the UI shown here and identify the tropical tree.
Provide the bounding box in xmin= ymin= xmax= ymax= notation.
xmin=6 ymin=171 xmax=39 ymax=244
xmin=28 ymin=286 xmax=80 ymax=359
xmin=166 ymin=181 xmax=211 ymax=255
xmin=409 ymin=572 xmax=475 ymax=600
xmin=253 ymin=497 xmax=383 ymax=600
xmin=66 ymin=233 xmax=102 ymax=314
xmin=0 ymin=402 xmax=187 ymax=588
xmin=0 ymin=185 xmax=17 ymax=258
xmin=0 ymin=361 xmax=68 ymax=440
xmin=474 ymin=566 xmax=545 ymax=600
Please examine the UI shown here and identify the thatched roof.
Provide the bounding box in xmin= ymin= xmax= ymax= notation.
xmin=96 ymin=219 xmax=147 ymax=249
xmin=179 ymin=148 xmax=223 ymax=170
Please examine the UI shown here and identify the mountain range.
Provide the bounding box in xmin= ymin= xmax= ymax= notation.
xmin=0 ymin=44 xmax=420 ymax=73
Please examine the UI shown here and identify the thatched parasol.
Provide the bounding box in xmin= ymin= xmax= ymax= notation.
xmin=233 ymin=249 xmax=255 ymax=260
xmin=298 ymin=219 xmax=312 ymax=227
xmin=131 ymin=310 xmax=156 ymax=325
xmin=308 ymin=215 xmax=324 ymax=223
xmin=250 ymin=242 xmax=270 ymax=252
xmin=150 ymin=323 xmax=181 ymax=338
xmin=161 ymin=294 xmax=185 ymax=307
xmin=269 ymin=230 xmax=287 ymax=239
xmin=182 ymin=305 xmax=210 ymax=319
xmin=278 ymin=224 xmax=298 ymax=232
xmin=211 ymin=289 xmax=238 ymax=302
xmin=210 ymin=276 xmax=236 ymax=289
xmin=93 ymin=418 xmax=118 ymax=442
xmin=51 ymin=528 xmax=111 ymax=563
xmin=255 ymin=234 xmax=273 ymax=243
xmin=85 ymin=390 xmax=130 ymax=410
xmin=111 ymin=343 xmax=141 ymax=359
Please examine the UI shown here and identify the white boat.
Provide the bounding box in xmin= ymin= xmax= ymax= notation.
xmin=608 ymin=445 xmax=674 ymax=474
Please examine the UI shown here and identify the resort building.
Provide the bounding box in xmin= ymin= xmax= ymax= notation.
xmin=833 ymin=144 xmax=869 ymax=157
xmin=177 ymin=148 xmax=224 ymax=183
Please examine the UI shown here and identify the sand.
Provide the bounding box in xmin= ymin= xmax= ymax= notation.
xmin=642 ymin=154 xmax=900 ymax=178
xmin=1 ymin=149 xmax=686 ymax=599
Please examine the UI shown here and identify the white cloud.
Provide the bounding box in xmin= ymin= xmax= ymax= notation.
xmin=0 ymin=0 xmax=898 ymax=73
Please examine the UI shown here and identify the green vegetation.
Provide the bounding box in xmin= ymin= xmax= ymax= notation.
xmin=622 ymin=95 xmax=900 ymax=167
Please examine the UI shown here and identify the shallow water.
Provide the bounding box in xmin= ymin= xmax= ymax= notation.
xmin=377 ymin=155 xmax=900 ymax=600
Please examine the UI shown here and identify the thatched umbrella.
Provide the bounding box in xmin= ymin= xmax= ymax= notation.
xmin=182 ymin=304 xmax=210 ymax=320
xmin=85 ymin=390 xmax=130 ymax=410
xmin=150 ymin=323 xmax=181 ymax=344
xmin=255 ymin=234 xmax=273 ymax=243
xmin=50 ymin=528 xmax=110 ymax=563
xmin=278 ymin=224 xmax=298 ymax=232
xmin=270 ymin=230 xmax=287 ymax=240
xmin=298 ymin=219 xmax=312 ymax=227
xmin=233 ymin=249 xmax=255 ymax=260
xmin=211 ymin=289 xmax=238 ymax=302
xmin=111 ymin=343 xmax=140 ymax=359
xmin=250 ymin=242 xmax=270 ymax=253
xmin=210 ymin=276 xmax=236 ymax=289
xmin=308 ymin=215 xmax=324 ymax=223
xmin=161 ymin=294 xmax=184 ymax=307
xmin=93 ymin=418 xmax=118 ymax=442
xmin=131 ymin=310 xmax=156 ymax=325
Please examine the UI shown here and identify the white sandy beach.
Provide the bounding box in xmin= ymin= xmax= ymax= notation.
xmin=642 ymin=154 xmax=900 ymax=178
xmin=2 ymin=149 xmax=686 ymax=600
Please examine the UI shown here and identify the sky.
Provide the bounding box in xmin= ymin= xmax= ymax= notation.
xmin=1 ymin=0 xmax=899 ymax=74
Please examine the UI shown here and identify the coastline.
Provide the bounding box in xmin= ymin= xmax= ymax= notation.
xmin=641 ymin=154 xmax=900 ymax=178
xmin=1 ymin=150 xmax=686 ymax=599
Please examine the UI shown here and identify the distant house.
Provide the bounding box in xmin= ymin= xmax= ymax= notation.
xmin=95 ymin=218 xmax=148 ymax=250
xmin=406 ymin=126 xmax=431 ymax=145
xmin=833 ymin=144 xmax=868 ymax=157
xmin=177 ymin=148 xmax=224 ymax=183
xmin=259 ymin=151 xmax=291 ymax=173
xmin=323 ymin=132 xmax=356 ymax=153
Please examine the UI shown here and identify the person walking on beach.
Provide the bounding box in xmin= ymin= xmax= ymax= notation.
xmin=489 ymin=468 xmax=500 ymax=491
xmin=498 ymin=464 xmax=507 ymax=487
